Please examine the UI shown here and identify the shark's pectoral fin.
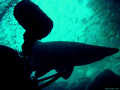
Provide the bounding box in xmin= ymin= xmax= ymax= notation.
xmin=62 ymin=67 xmax=73 ymax=79
xmin=55 ymin=67 xmax=74 ymax=79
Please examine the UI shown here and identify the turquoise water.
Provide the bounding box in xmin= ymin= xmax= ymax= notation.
xmin=0 ymin=0 xmax=120 ymax=90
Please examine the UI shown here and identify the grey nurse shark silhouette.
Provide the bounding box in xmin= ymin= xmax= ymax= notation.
xmin=14 ymin=0 xmax=119 ymax=84
xmin=29 ymin=40 xmax=119 ymax=79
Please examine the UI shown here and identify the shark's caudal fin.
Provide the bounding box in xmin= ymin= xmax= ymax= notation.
xmin=13 ymin=0 xmax=53 ymax=39
xmin=13 ymin=0 xmax=53 ymax=55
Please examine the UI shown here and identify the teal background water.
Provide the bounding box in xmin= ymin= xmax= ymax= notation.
xmin=0 ymin=0 xmax=120 ymax=89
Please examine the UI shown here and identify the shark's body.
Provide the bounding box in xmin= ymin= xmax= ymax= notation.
xmin=29 ymin=40 xmax=119 ymax=79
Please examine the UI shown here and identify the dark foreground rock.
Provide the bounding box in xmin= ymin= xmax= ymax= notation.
xmin=87 ymin=69 xmax=120 ymax=90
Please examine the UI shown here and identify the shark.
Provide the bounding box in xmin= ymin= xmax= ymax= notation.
xmin=29 ymin=40 xmax=119 ymax=80
xmin=13 ymin=0 xmax=119 ymax=81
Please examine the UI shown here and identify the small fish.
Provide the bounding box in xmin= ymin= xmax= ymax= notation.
xmin=83 ymin=26 xmax=89 ymax=32
xmin=115 ymin=56 xmax=120 ymax=60
xmin=100 ymin=32 xmax=108 ymax=37
xmin=84 ymin=37 xmax=87 ymax=43
xmin=111 ymin=44 xmax=118 ymax=48
xmin=92 ymin=38 xmax=98 ymax=45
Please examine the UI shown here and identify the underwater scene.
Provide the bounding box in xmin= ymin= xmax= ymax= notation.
xmin=0 ymin=0 xmax=120 ymax=90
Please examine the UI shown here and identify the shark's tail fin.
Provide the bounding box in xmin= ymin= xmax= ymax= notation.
xmin=13 ymin=0 xmax=53 ymax=55
xmin=13 ymin=0 xmax=53 ymax=39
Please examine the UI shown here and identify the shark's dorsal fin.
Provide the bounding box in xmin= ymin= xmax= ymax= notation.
xmin=55 ymin=67 xmax=74 ymax=79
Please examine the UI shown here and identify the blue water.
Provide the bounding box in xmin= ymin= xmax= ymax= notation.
xmin=0 ymin=0 xmax=120 ymax=90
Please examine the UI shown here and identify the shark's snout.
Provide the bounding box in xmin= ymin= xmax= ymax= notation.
xmin=105 ymin=48 xmax=119 ymax=56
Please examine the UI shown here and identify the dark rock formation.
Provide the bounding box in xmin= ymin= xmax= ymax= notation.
xmin=87 ymin=69 xmax=120 ymax=90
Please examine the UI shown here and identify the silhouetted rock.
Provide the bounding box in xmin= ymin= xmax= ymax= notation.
xmin=87 ymin=69 xmax=120 ymax=90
